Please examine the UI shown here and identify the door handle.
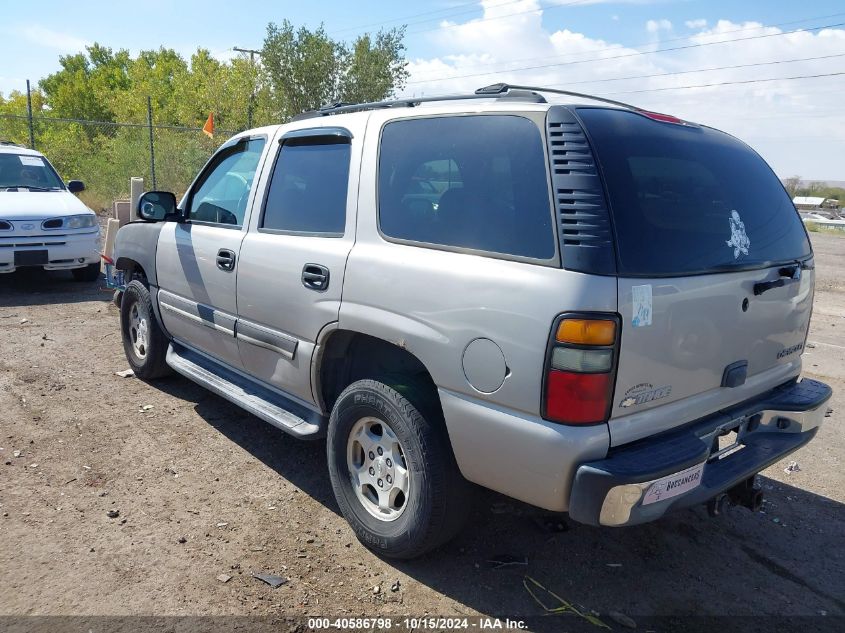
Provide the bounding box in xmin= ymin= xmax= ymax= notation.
xmin=753 ymin=264 xmax=801 ymax=296
xmin=302 ymin=263 xmax=329 ymax=291
xmin=216 ymin=249 xmax=236 ymax=271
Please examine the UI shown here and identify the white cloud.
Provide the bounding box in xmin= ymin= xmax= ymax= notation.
xmin=404 ymin=2 xmax=845 ymax=179
xmin=646 ymin=19 xmax=673 ymax=33
xmin=685 ymin=19 xmax=708 ymax=30
xmin=18 ymin=25 xmax=90 ymax=53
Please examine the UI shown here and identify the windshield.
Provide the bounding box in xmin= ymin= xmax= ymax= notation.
xmin=0 ymin=153 xmax=65 ymax=190
xmin=577 ymin=108 xmax=811 ymax=276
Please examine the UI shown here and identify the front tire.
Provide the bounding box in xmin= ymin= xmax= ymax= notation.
xmin=120 ymin=280 xmax=170 ymax=379
xmin=327 ymin=379 xmax=470 ymax=559
xmin=71 ymin=263 xmax=101 ymax=282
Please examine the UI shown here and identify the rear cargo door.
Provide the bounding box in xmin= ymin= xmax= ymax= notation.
xmin=577 ymin=108 xmax=814 ymax=446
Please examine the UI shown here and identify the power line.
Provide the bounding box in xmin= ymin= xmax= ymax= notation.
xmin=331 ymin=0 xmax=590 ymax=36
xmin=409 ymin=11 xmax=845 ymax=80
xmin=599 ymin=71 xmax=845 ymax=95
xmin=404 ymin=0 xmax=595 ymax=35
xmin=407 ymin=11 xmax=845 ymax=83
xmin=328 ymin=0 xmax=505 ymax=35
xmin=544 ymin=52 xmax=845 ymax=88
xmin=407 ymin=19 xmax=845 ymax=85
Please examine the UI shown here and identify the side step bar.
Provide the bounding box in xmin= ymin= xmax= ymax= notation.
xmin=166 ymin=343 xmax=326 ymax=439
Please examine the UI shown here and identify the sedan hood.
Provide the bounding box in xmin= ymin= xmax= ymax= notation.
xmin=0 ymin=190 xmax=92 ymax=220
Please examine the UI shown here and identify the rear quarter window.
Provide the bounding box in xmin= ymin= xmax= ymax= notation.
xmin=577 ymin=108 xmax=811 ymax=276
xmin=378 ymin=115 xmax=556 ymax=261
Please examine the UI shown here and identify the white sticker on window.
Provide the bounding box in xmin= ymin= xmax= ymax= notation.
xmin=632 ymin=284 xmax=652 ymax=328
xmin=726 ymin=209 xmax=750 ymax=259
xmin=19 ymin=156 xmax=45 ymax=167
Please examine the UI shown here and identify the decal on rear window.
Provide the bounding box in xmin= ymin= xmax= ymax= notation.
xmin=632 ymin=284 xmax=652 ymax=327
xmin=726 ymin=210 xmax=750 ymax=259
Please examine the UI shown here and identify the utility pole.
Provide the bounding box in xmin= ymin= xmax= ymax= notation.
xmin=25 ymin=80 xmax=35 ymax=149
xmin=146 ymin=95 xmax=156 ymax=189
xmin=233 ymin=47 xmax=263 ymax=129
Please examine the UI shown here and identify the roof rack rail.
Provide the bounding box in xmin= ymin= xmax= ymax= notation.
xmin=290 ymin=82 xmax=640 ymax=121
xmin=0 ymin=140 xmax=27 ymax=147
xmin=291 ymin=85 xmax=550 ymax=121
xmin=474 ymin=83 xmax=642 ymax=111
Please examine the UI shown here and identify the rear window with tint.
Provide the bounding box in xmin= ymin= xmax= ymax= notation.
xmin=577 ymin=108 xmax=811 ymax=276
xmin=378 ymin=115 xmax=555 ymax=260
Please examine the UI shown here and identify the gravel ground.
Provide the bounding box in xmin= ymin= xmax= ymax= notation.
xmin=0 ymin=232 xmax=842 ymax=631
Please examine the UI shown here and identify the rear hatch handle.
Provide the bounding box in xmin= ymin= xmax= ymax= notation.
xmin=753 ymin=262 xmax=811 ymax=296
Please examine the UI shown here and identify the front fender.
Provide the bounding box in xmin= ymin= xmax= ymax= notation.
xmin=114 ymin=221 xmax=165 ymax=287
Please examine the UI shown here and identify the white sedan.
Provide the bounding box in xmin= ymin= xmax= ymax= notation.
xmin=0 ymin=142 xmax=100 ymax=280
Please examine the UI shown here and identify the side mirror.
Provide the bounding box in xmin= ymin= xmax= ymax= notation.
xmin=67 ymin=180 xmax=85 ymax=193
xmin=138 ymin=191 xmax=178 ymax=222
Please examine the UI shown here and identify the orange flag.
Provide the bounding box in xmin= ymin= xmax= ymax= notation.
xmin=202 ymin=112 xmax=214 ymax=138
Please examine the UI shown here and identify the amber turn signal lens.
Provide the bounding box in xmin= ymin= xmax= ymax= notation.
xmin=555 ymin=319 xmax=616 ymax=346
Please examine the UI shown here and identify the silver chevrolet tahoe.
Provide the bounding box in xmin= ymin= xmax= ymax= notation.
xmin=112 ymin=84 xmax=832 ymax=558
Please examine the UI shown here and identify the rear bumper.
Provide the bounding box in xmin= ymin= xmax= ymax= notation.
xmin=568 ymin=377 xmax=832 ymax=526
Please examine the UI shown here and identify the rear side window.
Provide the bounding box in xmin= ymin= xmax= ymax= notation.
xmin=262 ymin=140 xmax=350 ymax=235
xmin=378 ymin=115 xmax=555 ymax=260
xmin=578 ymin=108 xmax=811 ymax=276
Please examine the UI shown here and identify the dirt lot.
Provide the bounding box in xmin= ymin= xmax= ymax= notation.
xmin=1 ymin=232 xmax=843 ymax=631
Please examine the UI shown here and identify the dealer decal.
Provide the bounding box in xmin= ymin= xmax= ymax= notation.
xmin=642 ymin=463 xmax=705 ymax=505
xmin=777 ymin=343 xmax=803 ymax=359
xmin=619 ymin=382 xmax=672 ymax=408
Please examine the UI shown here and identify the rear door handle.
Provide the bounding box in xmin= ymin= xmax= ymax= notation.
xmin=753 ymin=264 xmax=801 ymax=296
xmin=216 ymin=249 xmax=236 ymax=271
xmin=302 ymin=263 xmax=329 ymax=291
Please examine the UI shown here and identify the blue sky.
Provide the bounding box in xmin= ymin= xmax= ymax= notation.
xmin=2 ymin=0 xmax=843 ymax=77
xmin=1 ymin=0 xmax=844 ymax=178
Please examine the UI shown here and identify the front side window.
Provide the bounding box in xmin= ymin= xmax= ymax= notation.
xmin=378 ymin=115 xmax=555 ymax=260
xmin=261 ymin=139 xmax=351 ymax=235
xmin=187 ymin=137 xmax=266 ymax=226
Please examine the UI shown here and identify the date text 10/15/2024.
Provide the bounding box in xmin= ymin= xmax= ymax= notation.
xmin=307 ymin=617 xmax=528 ymax=630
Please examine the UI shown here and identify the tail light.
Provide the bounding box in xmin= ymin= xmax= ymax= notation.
xmin=542 ymin=314 xmax=620 ymax=425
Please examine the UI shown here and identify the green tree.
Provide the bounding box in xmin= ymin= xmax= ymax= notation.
xmin=2 ymin=20 xmax=409 ymax=210
xmin=261 ymin=21 xmax=408 ymax=120
xmin=39 ymin=44 xmax=131 ymax=122
xmin=341 ymin=29 xmax=409 ymax=105
xmin=783 ymin=175 xmax=802 ymax=198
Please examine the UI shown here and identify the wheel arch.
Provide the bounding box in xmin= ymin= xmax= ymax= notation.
xmin=315 ymin=329 xmax=445 ymax=425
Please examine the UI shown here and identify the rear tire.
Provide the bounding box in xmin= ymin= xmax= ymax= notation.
xmin=120 ymin=280 xmax=171 ymax=379
xmin=327 ymin=379 xmax=470 ymax=559
xmin=71 ymin=263 xmax=101 ymax=282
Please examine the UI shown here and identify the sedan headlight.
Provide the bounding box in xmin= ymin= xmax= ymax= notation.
xmin=43 ymin=214 xmax=97 ymax=230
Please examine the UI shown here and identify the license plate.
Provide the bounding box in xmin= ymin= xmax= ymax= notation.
xmin=642 ymin=463 xmax=705 ymax=505
xmin=14 ymin=250 xmax=48 ymax=266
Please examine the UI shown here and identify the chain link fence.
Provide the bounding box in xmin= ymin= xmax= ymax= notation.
xmin=0 ymin=108 xmax=238 ymax=212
